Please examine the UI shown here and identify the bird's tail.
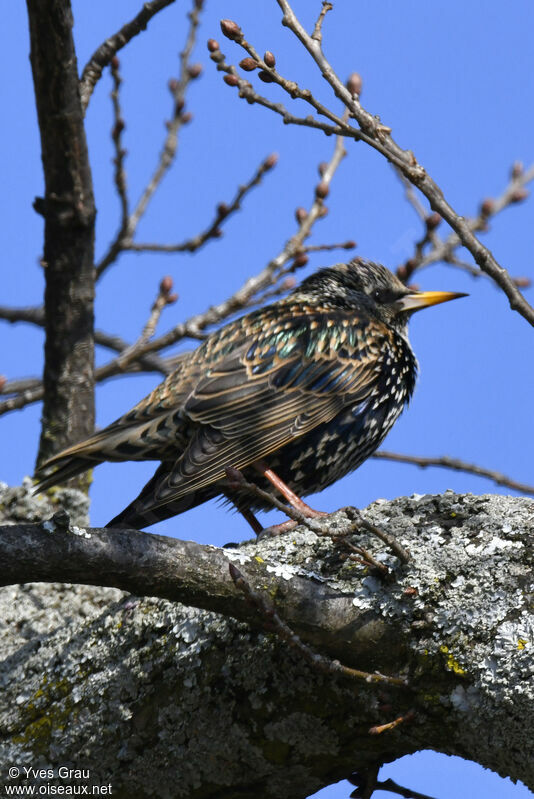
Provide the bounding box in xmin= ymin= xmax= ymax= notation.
xmin=33 ymin=455 xmax=100 ymax=493
xmin=106 ymin=461 xmax=218 ymax=529
xmin=32 ymin=418 xmax=150 ymax=493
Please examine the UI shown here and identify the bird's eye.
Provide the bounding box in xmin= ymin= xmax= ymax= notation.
xmin=373 ymin=288 xmax=396 ymax=303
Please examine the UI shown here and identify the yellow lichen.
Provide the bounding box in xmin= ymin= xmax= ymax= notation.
xmin=440 ymin=645 xmax=466 ymax=675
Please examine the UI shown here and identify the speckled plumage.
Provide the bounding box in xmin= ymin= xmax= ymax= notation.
xmin=34 ymin=258 xmax=464 ymax=529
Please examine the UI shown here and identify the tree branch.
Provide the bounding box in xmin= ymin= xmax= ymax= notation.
xmin=79 ymin=0 xmax=176 ymax=113
xmin=222 ymin=0 xmax=534 ymax=326
xmin=397 ymin=162 xmax=534 ymax=285
xmin=0 ymin=305 xmax=168 ymax=373
xmin=91 ymin=132 xmax=347 ymax=377
xmin=373 ymin=450 xmax=534 ymax=496
xmin=95 ymin=0 xmax=203 ymax=279
xmin=1 ymin=485 xmax=533 ymax=796
xmin=124 ymin=152 xmax=279 ymax=255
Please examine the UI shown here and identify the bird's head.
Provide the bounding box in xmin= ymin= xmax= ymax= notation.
xmin=293 ymin=257 xmax=467 ymax=332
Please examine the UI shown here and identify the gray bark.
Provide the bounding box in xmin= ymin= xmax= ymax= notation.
xmin=0 ymin=481 xmax=532 ymax=798
xmin=27 ymin=0 xmax=96 ymax=476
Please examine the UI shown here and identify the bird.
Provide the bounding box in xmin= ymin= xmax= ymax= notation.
xmin=33 ymin=258 xmax=466 ymax=532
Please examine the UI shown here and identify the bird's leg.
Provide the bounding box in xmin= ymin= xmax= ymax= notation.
xmin=238 ymin=505 xmax=264 ymax=536
xmin=221 ymin=488 xmax=264 ymax=536
xmin=252 ymin=460 xmax=328 ymax=520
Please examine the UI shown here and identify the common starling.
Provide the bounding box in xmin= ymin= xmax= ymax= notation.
xmin=34 ymin=258 xmax=465 ymax=530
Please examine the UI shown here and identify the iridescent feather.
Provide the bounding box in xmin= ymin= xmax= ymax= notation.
xmin=34 ymin=259 xmax=464 ymax=529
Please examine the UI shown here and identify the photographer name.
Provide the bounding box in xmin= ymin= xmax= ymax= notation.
xmin=21 ymin=768 xmax=91 ymax=780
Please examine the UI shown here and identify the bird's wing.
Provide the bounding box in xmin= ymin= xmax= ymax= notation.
xmin=149 ymin=308 xmax=390 ymax=505
xmin=33 ymin=350 xmax=198 ymax=489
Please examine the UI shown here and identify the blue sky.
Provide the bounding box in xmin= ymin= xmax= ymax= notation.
xmin=1 ymin=2 xmax=533 ymax=797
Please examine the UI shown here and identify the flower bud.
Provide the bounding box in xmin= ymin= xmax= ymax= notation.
xmin=513 ymin=276 xmax=531 ymax=288
xmin=160 ymin=276 xmax=173 ymax=294
xmin=239 ymin=57 xmax=257 ymax=72
xmin=511 ymin=161 xmax=523 ymax=179
xmin=480 ymin=198 xmax=494 ymax=217
xmin=510 ymin=188 xmax=529 ymax=203
xmin=220 ymin=19 xmax=242 ymax=41
xmin=425 ymin=212 xmax=441 ymax=231
xmin=264 ymin=51 xmax=276 ymax=68
xmin=346 ymin=72 xmax=362 ymax=96
xmin=293 ymin=253 xmax=309 ymax=268
xmin=188 ymin=63 xmax=203 ymax=79
xmin=264 ymin=153 xmax=278 ymax=169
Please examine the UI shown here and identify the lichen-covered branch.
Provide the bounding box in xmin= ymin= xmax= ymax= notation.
xmin=0 ymin=484 xmax=532 ymax=796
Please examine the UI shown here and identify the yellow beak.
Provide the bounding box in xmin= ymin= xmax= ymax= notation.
xmin=398 ymin=290 xmax=468 ymax=313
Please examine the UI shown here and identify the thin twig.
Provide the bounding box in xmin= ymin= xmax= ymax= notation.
xmin=114 ymin=278 xmax=178 ymax=370
xmin=373 ymin=450 xmax=534 ymax=496
xmin=0 ymin=386 xmax=44 ymax=415
xmin=0 ymin=306 xmax=169 ymax=373
xmin=396 ymin=168 xmax=428 ymax=221
xmin=369 ymin=710 xmax=415 ymax=735
xmin=240 ymin=276 xmax=297 ymax=307
xmin=265 ymin=0 xmax=534 ymax=326
xmin=373 ymin=778 xmax=437 ymax=799
xmin=224 ymin=468 xmax=398 ymax=574
xmin=228 ymin=562 xmax=408 ymax=687
xmin=92 ymin=132 xmax=347 ymax=376
xmin=124 ymin=153 xmax=279 ymax=254
xmin=126 ymin=4 xmax=201 ymax=235
xmin=397 ymin=162 xmax=534 ymax=285
xmin=311 ymin=1 xmax=333 ymax=43
xmin=110 ymin=57 xmax=129 ymax=238
xmin=79 ymin=0 xmax=176 ymax=113
xmin=1 ymin=377 xmax=41 ymax=395
xmin=224 ymin=466 xmax=324 ymax=533
xmin=349 ymin=770 xmax=437 ymax=799
xmin=211 ymin=39 xmax=359 ymax=142
xmin=95 ymin=0 xmax=203 ymax=279
xmin=0 ymin=305 xmax=44 ymax=326
xmin=2 ymin=135 xmax=347 ymax=414
xmin=302 ymin=240 xmax=356 ymax=254
xmin=344 ymin=507 xmax=410 ymax=564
